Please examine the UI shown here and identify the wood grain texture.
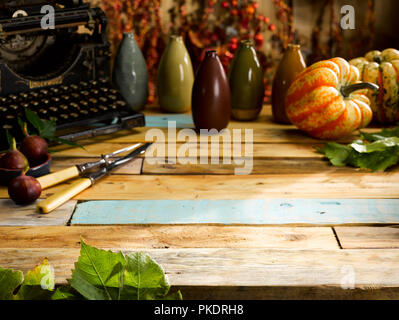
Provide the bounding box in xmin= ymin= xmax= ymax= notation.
xmin=2 ymin=247 xmax=399 ymax=292
xmin=0 ymin=200 xmax=76 ymax=226
xmin=70 ymin=199 xmax=399 ymax=226
xmin=335 ymin=227 xmax=399 ymax=249
xmin=0 ymin=226 xmax=339 ymax=249
xmin=3 ymin=173 xmax=396 ymax=200
xmin=50 ymin=142 xmax=323 ymax=159
xmin=142 ymin=158 xmax=376 ymax=175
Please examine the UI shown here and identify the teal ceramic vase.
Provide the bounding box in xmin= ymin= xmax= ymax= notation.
xmin=113 ymin=32 xmax=148 ymax=111
xmin=157 ymin=35 xmax=194 ymax=113
xmin=229 ymin=40 xmax=264 ymax=121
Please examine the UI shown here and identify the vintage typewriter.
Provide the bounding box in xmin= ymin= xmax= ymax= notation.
xmin=0 ymin=0 xmax=145 ymax=150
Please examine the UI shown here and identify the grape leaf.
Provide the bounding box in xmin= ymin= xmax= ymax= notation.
xmin=317 ymin=126 xmax=399 ymax=172
xmin=14 ymin=259 xmax=55 ymax=300
xmin=69 ymin=240 xmax=181 ymax=300
xmin=0 ymin=268 xmax=23 ymax=300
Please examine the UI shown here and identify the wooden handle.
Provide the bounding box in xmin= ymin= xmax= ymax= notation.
xmin=37 ymin=178 xmax=92 ymax=214
xmin=37 ymin=166 xmax=80 ymax=190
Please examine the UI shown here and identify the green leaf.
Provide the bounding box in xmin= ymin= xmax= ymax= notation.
xmin=25 ymin=108 xmax=44 ymax=133
xmin=69 ymin=240 xmax=180 ymax=300
xmin=14 ymin=259 xmax=55 ymax=300
xmin=350 ymin=137 xmax=399 ymax=153
xmin=360 ymin=126 xmax=399 ymax=142
xmin=347 ymin=147 xmax=399 ymax=172
xmin=0 ymin=267 xmax=23 ymax=300
xmin=40 ymin=119 xmax=57 ymax=139
xmin=120 ymin=252 xmax=170 ymax=300
xmin=51 ymin=286 xmax=83 ymax=300
xmin=5 ymin=130 xmax=13 ymax=150
xmin=70 ymin=239 xmax=126 ymax=300
xmin=315 ymin=143 xmax=352 ymax=167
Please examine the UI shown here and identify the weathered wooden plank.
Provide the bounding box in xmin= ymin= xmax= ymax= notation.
xmin=142 ymin=158 xmax=377 ymax=175
xmin=2 ymin=248 xmax=399 ymax=293
xmin=335 ymin=227 xmax=399 ymax=249
xmin=50 ymin=142 xmax=323 ymax=159
xmin=7 ymin=173 xmax=398 ymax=201
xmin=70 ymin=199 xmax=399 ymax=226
xmin=0 ymin=226 xmax=339 ymax=249
xmin=0 ymin=200 xmax=76 ymax=226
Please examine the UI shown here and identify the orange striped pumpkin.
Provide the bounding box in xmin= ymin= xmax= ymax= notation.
xmin=285 ymin=57 xmax=378 ymax=140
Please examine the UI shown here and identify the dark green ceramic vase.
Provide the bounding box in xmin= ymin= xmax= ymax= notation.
xmin=113 ymin=33 xmax=149 ymax=111
xmin=229 ymin=40 xmax=264 ymax=121
xmin=157 ymin=35 xmax=194 ymax=113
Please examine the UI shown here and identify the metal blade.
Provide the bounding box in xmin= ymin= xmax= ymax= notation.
xmin=103 ymin=143 xmax=142 ymax=159
xmin=86 ymin=143 xmax=152 ymax=183
xmin=77 ymin=143 xmax=142 ymax=173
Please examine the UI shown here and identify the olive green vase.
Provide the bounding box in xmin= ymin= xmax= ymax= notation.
xmin=228 ymin=40 xmax=264 ymax=121
xmin=113 ymin=33 xmax=149 ymax=112
xmin=157 ymin=35 xmax=194 ymax=113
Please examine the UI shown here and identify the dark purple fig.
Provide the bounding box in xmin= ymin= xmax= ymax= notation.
xmin=0 ymin=138 xmax=29 ymax=170
xmin=21 ymin=135 xmax=49 ymax=167
xmin=8 ymin=173 xmax=42 ymax=205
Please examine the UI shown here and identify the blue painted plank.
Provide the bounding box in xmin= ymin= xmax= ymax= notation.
xmin=145 ymin=115 xmax=194 ymax=128
xmin=71 ymin=199 xmax=399 ymax=225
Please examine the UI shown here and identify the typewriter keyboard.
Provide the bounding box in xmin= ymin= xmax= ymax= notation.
xmin=0 ymin=78 xmax=144 ymax=150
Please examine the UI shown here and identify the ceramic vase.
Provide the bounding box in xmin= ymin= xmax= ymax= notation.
xmin=192 ymin=50 xmax=231 ymax=131
xmin=229 ymin=40 xmax=264 ymax=121
xmin=113 ymin=32 xmax=148 ymax=112
xmin=157 ymin=35 xmax=194 ymax=113
xmin=271 ymin=44 xmax=306 ymax=124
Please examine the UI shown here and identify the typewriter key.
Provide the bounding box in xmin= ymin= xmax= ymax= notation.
xmin=61 ymin=95 xmax=71 ymax=103
xmin=29 ymin=92 xmax=40 ymax=99
xmin=59 ymin=104 xmax=68 ymax=111
xmin=89 ymin=80 xmax=98 ymax=86
xmin=90 ymin=89 xmax=99 ymax=95
xmin=70 ymin=113 xmax=79 ymax=119
xmin=116 ymin=100 xmax=127 ymax=107
xmin=40 ymin=89 xmax=49 ymax=96
xmin=89 ymin=98 xmax=98 ymax=105
xmin=79 ymin=109 xmax=89 ymax=116
xmin=70 ymin=84 xmax=79 ymax=91
xmin=70 ymin=102 xmax=80 ymax=110
xmin=79 ymin=81 xmax=89 ymax=87
xmin=109 ymin=95 xmax=117 ymax=101
xmin=89 ymin=108 xmax=99 ymax=113
xmin=100 ymin=87 xmax=109 ymax=93
xmin=50 ymin=88 xmax=60 ymax=94
xmin=99 ymin=105 xmax=108 ymax=112
xmin=19 ymin=93 xmax=29 ymax=100
xmin=52 ymin=97 xmax=61 ymax=104
xmin=60 ymin=114 xmax=70 ymax=121
xmin=79 ymin=101 xmax=89 ymax=108
xmin=81 ymin=91 xmax=90 ymax=97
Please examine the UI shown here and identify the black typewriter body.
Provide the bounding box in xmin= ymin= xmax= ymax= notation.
xmin=0 ymin=0 xmax=145 ymax=150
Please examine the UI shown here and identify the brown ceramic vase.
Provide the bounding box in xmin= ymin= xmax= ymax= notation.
xmin=192 ymin=50 xmax=231 ymax=132
xmin=271 ymin=44 xmax=306 ymax=124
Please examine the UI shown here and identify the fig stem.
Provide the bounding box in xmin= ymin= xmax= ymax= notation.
xmin=23 ymin=122 xmax=29 ymax=137
xmin=11 ymin=137 xmax=17 ymax=151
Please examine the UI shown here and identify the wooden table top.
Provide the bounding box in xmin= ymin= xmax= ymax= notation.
xmin=1 ymin=105 xmax=399 ymax=300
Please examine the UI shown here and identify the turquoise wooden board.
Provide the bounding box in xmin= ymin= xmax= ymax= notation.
xmin=145 ymin=115 xmax=194 ymax=128
xmin=71 ymin=199 xmax=399 ymax=225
